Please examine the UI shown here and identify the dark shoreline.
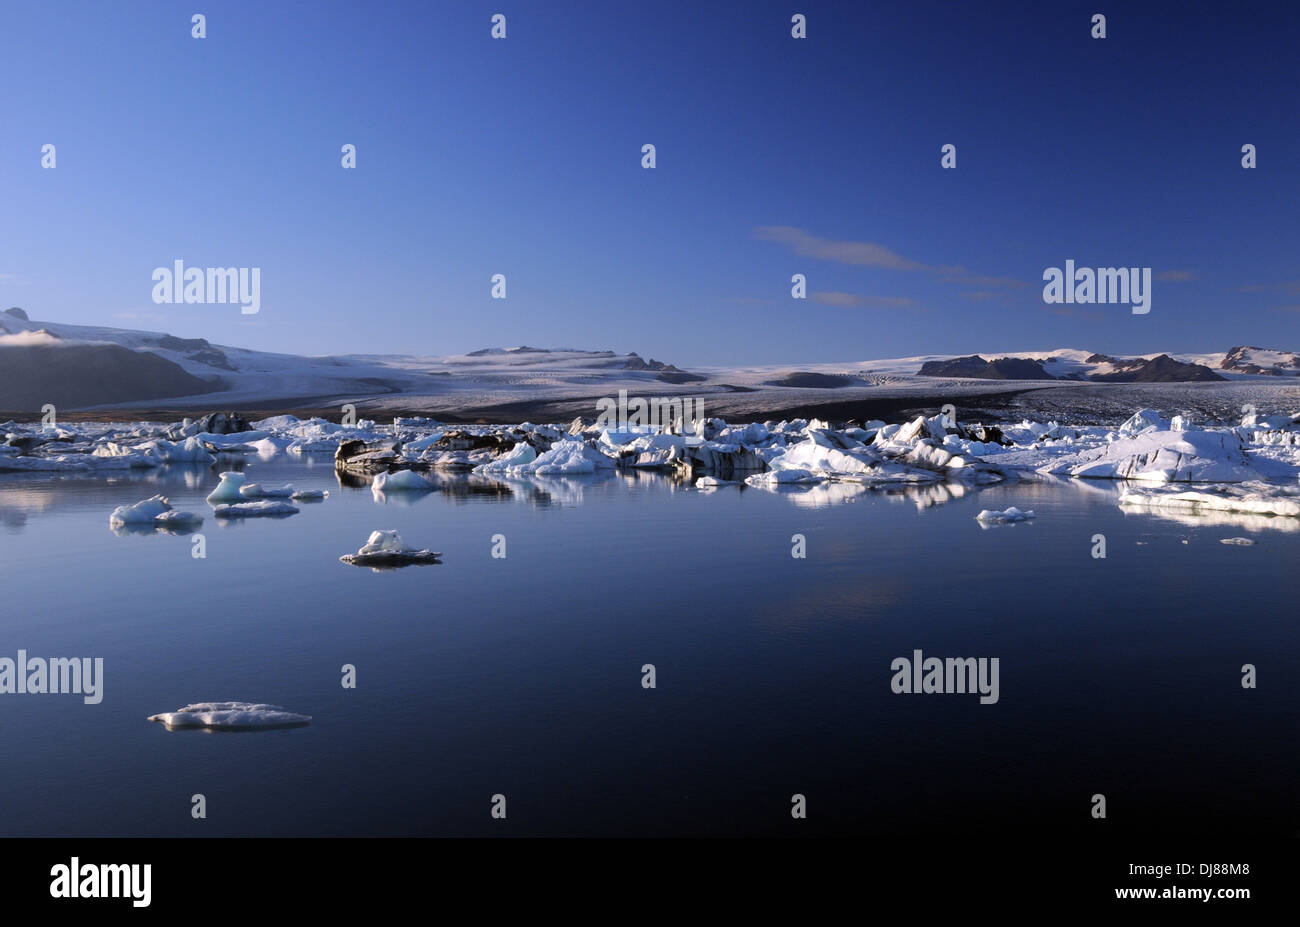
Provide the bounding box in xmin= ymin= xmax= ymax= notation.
xmin=0 ymin=387 xmax=1048 ymax=426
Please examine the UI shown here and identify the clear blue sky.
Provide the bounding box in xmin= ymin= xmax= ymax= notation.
xmin=1 ymin=0 xmax=1297 ymax=365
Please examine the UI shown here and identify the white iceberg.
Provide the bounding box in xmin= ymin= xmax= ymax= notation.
xmin=1118 ymin=484 xmax=1300 ymax=518
xmin=290 ymin=488 xmax=328 ymax=501
xmin=339 ymin=529 xmax=441 ymax=567
xmin=976 ymin=506 xmax=1035 ymax=523
xmin=1118 ymin=408 xmax=1170 ymax=437
xmin=148 ymin=702 xmax=312 ymax=729
xmin=474 ymin=441 xmax=537 ymax=473
xmin=206 ymin=471 xmax=248 ymax=502
xmin=1065 ymin=431 xmax=1256 ymax=482
xmin=371 ymin=470 xmax=435 ymax=492
xmin=1220 ymin=537 xmax=1256 ymax=545
xmin=109 ymin=495 xmax=203 ymax=528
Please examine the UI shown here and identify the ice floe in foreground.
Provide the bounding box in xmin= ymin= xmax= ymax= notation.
xmin=975 ymin=506 xmax=1035 ymax=523
xmin=109 ymin=495 xmax=203 ymax=528
xmin=148 ymin=702 xmax=311 ymax=729
xmin=339 ymin=529 xmax=441 ymax=568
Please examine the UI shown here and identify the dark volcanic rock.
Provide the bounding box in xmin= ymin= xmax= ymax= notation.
xmin=4 ymin=307 xmax=28 ymax=320
xmin=195 ymin=411 xmax=253 ymax=434
xmin=1089 ymin=354 xmax=1224 ymax=382
xmin=763 ymin=372 xmax=865 ymax=388
xmin=917 ymin=355 xmax=1056 ymax=380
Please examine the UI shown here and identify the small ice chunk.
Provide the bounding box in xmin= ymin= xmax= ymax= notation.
xmin=148 ymin=702 xmax=311 ymax=729
xmin=110 ymin=495 xmax=203 ymax=528
xmin=1220 ymin=537 xmax=1256 ymax=546
xmin=340 ymin=529 xmax=441 ymax=568
xmin=372 ymin=470 xmax=435 ymax=492
xmin=976 ymin=506 xmax=1036 ymax=523
xmin=696 ymin=476 xmax=739 ymax=486
xmin=290 ymin=488 xmax=328 ymax=501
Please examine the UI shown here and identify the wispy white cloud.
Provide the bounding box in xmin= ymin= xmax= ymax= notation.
xmin=810 ymin=291 xmax=914 ymax=308
xmin=754 ymin=226 xmax=1028 ymax=289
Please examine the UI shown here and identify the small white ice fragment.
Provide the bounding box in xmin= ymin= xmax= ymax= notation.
xmin=1220 ymin=537 xmax=1256 ymax=546
xmin=340 ymin=529 xmax=441 ymax=567
xmin=976 ymin=506 xmax=1036 ymax=523
xmin=148 ymin=701 xmax=311 ymax=729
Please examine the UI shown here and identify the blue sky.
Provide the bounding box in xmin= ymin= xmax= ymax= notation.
xmin=1 ymin=0 xmax=1297 ymax=365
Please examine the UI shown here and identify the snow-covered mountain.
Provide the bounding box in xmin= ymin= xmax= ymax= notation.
xmin=2 ymin=308 xmax=1297 ymax=416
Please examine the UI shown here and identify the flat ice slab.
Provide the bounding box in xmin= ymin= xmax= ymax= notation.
xmin=1118 ymin=484 xmax=1300 ymax=518
xmin=976 ymin=506 xmax=1036 ymax=523
xmin=211 ymin=500 xmax=300 ymax=518
xmin=148 ymin=702 xmax=312 ymax=729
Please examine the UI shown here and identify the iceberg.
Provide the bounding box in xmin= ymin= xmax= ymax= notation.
xmin=109 ymin=495 xmax=203 ymax=528
xmin=1118 ymin=484 xmax=1300 ymax=518
xmin=205 ymin=471 xmax=248 ymax=503
xmin=371 ymin=470 xmax=435 ymax=492
xmin=1118 ymin=408 xmax=1170 ymax=437
xmin=148 ymin=702 xmax=312 ymax=730
xmin=976 ymin=506 xmax=1035 ymax=523
xmin=474 ymin=441 xmax=537 ymax=473
xmin=339 ymin=529 xmax=441 ymax=568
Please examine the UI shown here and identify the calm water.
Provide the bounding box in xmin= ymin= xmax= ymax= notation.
xmin=1 ymin=457 xmax=1296 ymax=837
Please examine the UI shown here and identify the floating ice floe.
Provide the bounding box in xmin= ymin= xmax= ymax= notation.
xmin=696 ymin=475 xmax=739 ymax=487
xmin=1117 ymin=484 xmax=1300 ymax=518
xmin=1220 ymin=537 xmax=1256 ymax=546
xmin=148 ymin=702 xmax=312 ymax=730
xmin=290 ymin=488 xmax=328 ymax=501
xmin=976 ymin=506 xmax=1036 ymax=523
xmin=371 ymin=470 xmax=435 ymax=493
xmin=1053 ymin=431 xmax=1256 ymax=482
xmin=205 ymin=471 xmax=248 ymax=502
xmin=211 ymin=500 xmax=299 ymax=518
xmin=339 ymin=529 xmax=441 ymax=568
xmin=109 ymin=495 xmax=203 ymax=528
